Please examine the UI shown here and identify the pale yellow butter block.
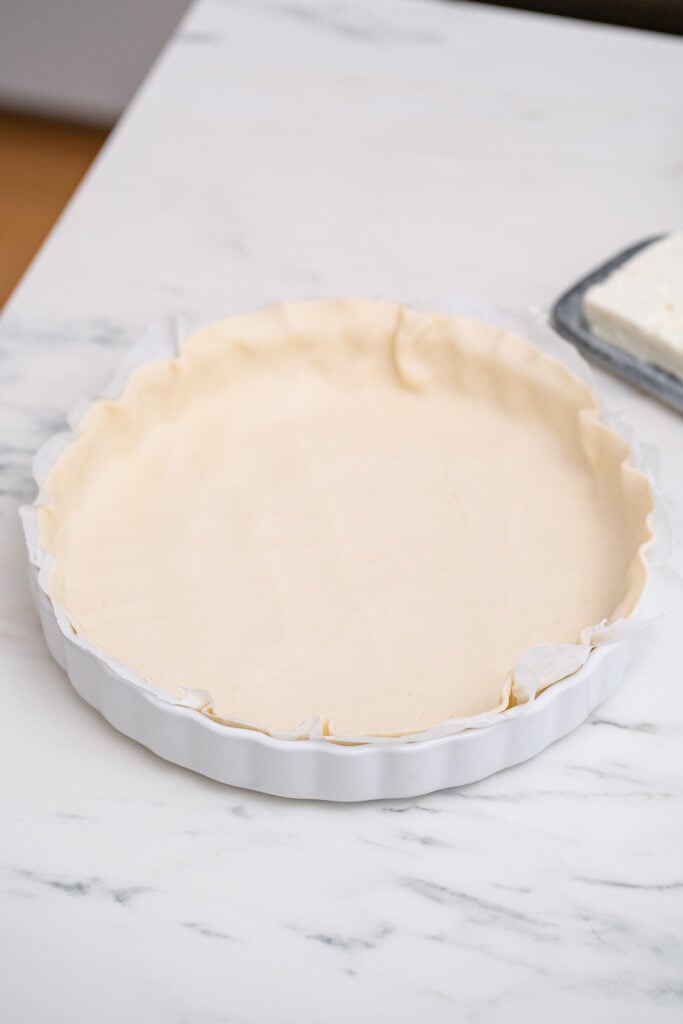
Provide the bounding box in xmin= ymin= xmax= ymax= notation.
xmin=583 ymin=232 xmax=683 ymax=379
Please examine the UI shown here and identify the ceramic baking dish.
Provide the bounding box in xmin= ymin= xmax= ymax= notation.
xmin=21 ymin=307 xmax=675 ymax=801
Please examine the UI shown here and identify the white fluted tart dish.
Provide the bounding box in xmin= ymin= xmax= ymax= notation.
xmin=21 ymin=300 xmax=667 ymax=800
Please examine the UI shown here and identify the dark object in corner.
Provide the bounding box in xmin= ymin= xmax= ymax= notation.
xmin=462 ymin=1 xmax=683 ymax=36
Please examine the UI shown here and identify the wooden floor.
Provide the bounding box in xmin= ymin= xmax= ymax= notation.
xmin=0 ymin=112 xmax=108 ymax=308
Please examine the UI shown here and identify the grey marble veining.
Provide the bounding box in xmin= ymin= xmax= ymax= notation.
xmin=1 ymin=1 xmax=682 ymax=1021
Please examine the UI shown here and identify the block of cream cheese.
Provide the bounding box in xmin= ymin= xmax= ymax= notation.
xmin=583 ymin=232 xmax=683 ymax=379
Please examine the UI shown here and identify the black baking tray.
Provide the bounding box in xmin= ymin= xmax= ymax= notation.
xmin=551 ymin=234 xmax=683 ymax=415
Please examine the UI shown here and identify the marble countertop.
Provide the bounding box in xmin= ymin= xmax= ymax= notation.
xmin=2 ymin=1 xmax=682 ymax=1020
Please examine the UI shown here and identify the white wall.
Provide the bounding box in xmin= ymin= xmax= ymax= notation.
xmin=0 ymin=0 xmax=190 ymax=124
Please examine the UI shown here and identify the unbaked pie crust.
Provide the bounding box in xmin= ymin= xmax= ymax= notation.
xmin=38 ymin=301 xmax=654 ymax=738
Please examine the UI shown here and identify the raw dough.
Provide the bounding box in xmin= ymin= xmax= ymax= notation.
xmin=38 ymin=301 xmax=653 ymax=737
